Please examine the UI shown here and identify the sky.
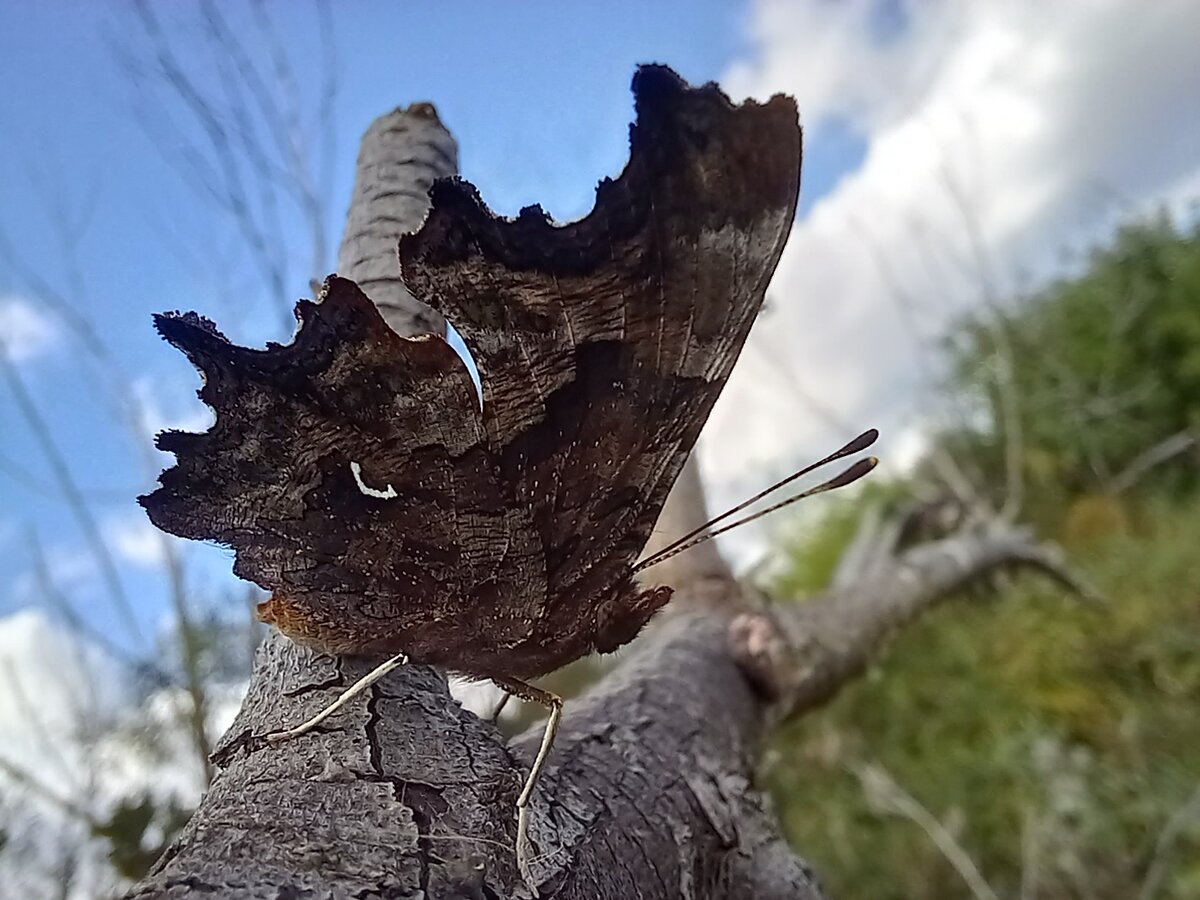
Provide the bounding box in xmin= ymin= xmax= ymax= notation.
xmin=1 ymin=0 xmax=1199 ymax=660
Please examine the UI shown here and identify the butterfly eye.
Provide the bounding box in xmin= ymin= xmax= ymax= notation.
xmin=445 ymin=320 xmax=483 ymax=409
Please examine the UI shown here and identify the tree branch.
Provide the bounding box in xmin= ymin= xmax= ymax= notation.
xmin=1108 ymin=429 xmax=1197 ymax=494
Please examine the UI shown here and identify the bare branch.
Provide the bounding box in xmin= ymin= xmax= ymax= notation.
xmin=1109 ymin=429 xmax=1197 ymax=494
xmin=937 ymin=158 xmax=1025 ymax=520
xmin=854 ymin=762 xmax=998 ymax=900
xmin=335 ymin=105 xmax=458 ymax=336
xmin=0 ymin=754 xmax=97 ymax=828
xmin=0 ymin=345 xmax=143 ymax=643
xmin=1138 ymin=784 xmax=1200 ymax=900
xmin=751 ymin=520 xmax=1099 ymax=715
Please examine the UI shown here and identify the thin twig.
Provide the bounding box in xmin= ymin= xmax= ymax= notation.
xmin=1019 ymin=805 xmax=1044 ymax=900
xmin=1137 ymin=785 xmax=1200 ymax=900
xmin=132 ymin=0 xmax=294 ymax=331
xmin=1109 ymin=430 xmax=1196 ymax=494
xmin=0 ymin=449 xmax=135 ymax=503
xmin=161 ymin=538 xmax=214 ymax=786
xmin=27 ymin=529 xmax=168 ymax=681
xmin=0 ymin=658 xmax=80 ymax=793
xmin=0 ymin=345 xmax=143 ymax=643
xmin=853 ymin=762 xmax=999 ymax=900
xmin=0 ymin=753 xmax=97 ymax=828
xmin=938 ymin=158 xmax=1025 ymax=521
xmin=848 ymin=209 xmax=990 ymax=514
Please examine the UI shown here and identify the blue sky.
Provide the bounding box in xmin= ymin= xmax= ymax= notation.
xmin=0 ymin=1 xmax=872 ymax=655
xmin=3 ymin=1 xmax=1199 ymax=663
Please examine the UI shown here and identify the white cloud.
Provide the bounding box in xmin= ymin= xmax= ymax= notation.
xmin=132 ymin=375 xmax=214 ymax=437
xmin=39 ymin=546 xmax=100 ymax=594
xmin=0 ymin=609 xmax=239 ymax=899
xmin=105 ymin=513 xmax=172 ymax=568
xmin=701 ymin=0 xmax=1200 ymax=537
xmin=0 ymin=609 xmax=131 ymax=751
xmin=0 ymin=295 xmax=59 ymax=363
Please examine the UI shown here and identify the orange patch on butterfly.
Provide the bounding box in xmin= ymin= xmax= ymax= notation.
xmin=256 ymin=594 xmax=333 ymax=650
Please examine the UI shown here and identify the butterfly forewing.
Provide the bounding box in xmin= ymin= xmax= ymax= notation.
xmin=399 ymin=65 xmax=802 ymax=602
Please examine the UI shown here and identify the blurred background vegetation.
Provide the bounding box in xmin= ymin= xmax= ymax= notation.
xmin=765 ymin=212 xmax=1200 ymax=900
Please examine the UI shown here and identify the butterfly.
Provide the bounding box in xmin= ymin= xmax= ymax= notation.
xmin=139 ymin=65 xmax=872 ymax=879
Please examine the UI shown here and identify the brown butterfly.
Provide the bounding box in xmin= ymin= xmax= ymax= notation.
xmin=139 ymin=65 xmax=874 ymax=877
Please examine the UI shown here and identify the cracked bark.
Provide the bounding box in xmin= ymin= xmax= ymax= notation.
xmin=128 ymin=100 xmax=1077 ymax=899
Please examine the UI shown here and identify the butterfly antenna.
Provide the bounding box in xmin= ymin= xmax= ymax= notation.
xmin=633 ymin=430 xmax=880 ymax=575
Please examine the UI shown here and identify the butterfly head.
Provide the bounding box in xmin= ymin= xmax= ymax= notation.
xmin=592 ymin=582 xmax=674 ymax=655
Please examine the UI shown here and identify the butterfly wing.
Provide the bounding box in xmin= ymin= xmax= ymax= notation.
xmin=399 ymin=65 xmax=802 ymax=600
xmin=141 ymin=66 xmax=802 ymax=672
xmin=140 ymin=280 xmax=546 ymax=658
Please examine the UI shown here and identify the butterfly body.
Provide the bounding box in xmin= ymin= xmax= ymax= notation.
xmin=254 ymin=575 xmax=670 ymax=682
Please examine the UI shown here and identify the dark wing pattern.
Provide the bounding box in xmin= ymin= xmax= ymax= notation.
xmin=141 ymin=283 xmax=548 ymax=658
xmin=399 ymin=65 xmax=801 ymax=601
xmin=140 ymin=66 xmax=801 ymax=675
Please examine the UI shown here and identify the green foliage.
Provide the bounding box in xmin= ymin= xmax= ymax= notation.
xmin=766 ymin=208 xmax=1200 ymax=898
xmin=91 ymin=795 xmax=190 ymax=881
xmin=768 ymin=479 xmax=908 ymax=598
xmin=767 ymin=498 xmax=1200 ymax=900
xmin=941 ymin=211 xmax=1200 ymax=529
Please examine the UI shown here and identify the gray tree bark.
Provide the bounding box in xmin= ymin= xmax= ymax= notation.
xmin=336 ymin=103 xmax=457 ymax=338
xmin=127 ymin=102 xmax=1081 ymax=900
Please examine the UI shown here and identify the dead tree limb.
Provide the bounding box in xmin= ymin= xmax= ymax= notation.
xmin=1108 ymin=429 xmax=1197 ymax=494
xmin=127 ymin=92 xmax=1084 ymax=900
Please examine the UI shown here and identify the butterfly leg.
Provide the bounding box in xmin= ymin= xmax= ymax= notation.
xmin=491 ymin=677 xmax=563 ymax=886
xmin=487 ymin=690 xmax=513 ymax=723
xmin=265 ymin=652 xmax=408 ymax=743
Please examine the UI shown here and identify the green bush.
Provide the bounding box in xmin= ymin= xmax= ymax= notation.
xmin=939 ymin=211 xmax=1200 ymax=530
xmin=767 ymin=497 xmax=1200 ymax=900
xmin=764 ymin=206 xmax=1200 ymax=898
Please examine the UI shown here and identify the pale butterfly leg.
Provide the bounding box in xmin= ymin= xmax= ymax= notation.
xmin=265 ymin=652 xmax=408 ymax=743
xmin=491 ymin=677 xmax=564 ymax=889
